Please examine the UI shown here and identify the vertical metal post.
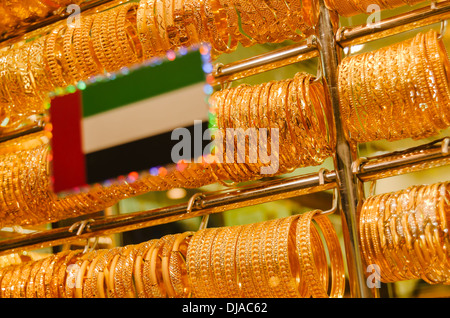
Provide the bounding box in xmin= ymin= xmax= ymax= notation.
xmin=316 ymin=0 xmax=373 ymax=298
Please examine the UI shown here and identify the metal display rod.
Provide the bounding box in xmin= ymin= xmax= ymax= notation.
xmin=316 ymin=0 xmax=370 ymax=298
xmin=212 ymin=41 xmax=319 ymax=84
xmin=0 ymin=137 xmax=448 ymax=256
xmin=337 ymin=0 xmax=450 ymax=47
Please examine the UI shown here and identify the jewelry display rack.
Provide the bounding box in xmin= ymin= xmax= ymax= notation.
xmin=0 ymin=0 xmax=449 ymax=298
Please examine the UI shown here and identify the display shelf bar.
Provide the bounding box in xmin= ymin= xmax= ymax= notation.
xmin=337 ymin=0 xmax=450 ymax=47
xmin=0 ymin=125 xmax=44 ymax=144
xmin=212 ymin=41 xmax=319 ymax=85
xmin=0 ymin=170 xmax=338 ymax=256
xmin=357 ymin=138 xmax=450 ymax=181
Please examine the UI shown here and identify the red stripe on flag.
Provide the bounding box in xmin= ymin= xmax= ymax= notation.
xmin=50 ymin=91 xmax=87 ymax=192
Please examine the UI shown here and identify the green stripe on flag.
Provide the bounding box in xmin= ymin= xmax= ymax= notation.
xmin=81 ymin=51 xmax=205 ymax=118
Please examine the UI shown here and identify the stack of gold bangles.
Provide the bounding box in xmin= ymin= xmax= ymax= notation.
xmin=186 ymin=212 xmax=345 ymax=298
xmin=338 ymin=30 xmax=450 ymax=143
xmin=0 ymin=212 xmax=345 ymax=298
xmin=0 ymin=231 xmax=194 ymax=298
xmin=209 ymin=72 xmax=334 ymax=182
xmin=324 ymin=0 xmax=424 ymax=17
xmin=360 ymin=181 xmax=450 ymax=284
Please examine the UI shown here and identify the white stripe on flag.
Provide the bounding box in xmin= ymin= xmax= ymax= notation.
xmin=82 ymin=82 xmax=208 ymax=154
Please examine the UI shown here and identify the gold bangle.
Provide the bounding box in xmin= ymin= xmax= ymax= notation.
xmin=262 ymin=217 xmax=283 ymax=297
xmin=230 ymin=84 xmax=254 ymax=179
xmin=236 ymin=222 xmax=258 ymax=297
xmin=62 ymin=22 xmax=82 ymax=84
xmin=8 ymin=265 xmax=22 ymax=298
xmin=80 ymin=14 xmax=104 ymax=77
xmin=183 ymin=0 xmax=200 ymax=46
xmin=168 ymin=231 xmax=193 ymax=298
xmin=55 ymin=250 xmax=82 ymax=298
xmin=112 ymin=245 xmax=135 ymax=298
xmin=297 ymin=210 xmax=345 ymax=297
xmin=314 ymin=214 xmax=346 ymax=297
xmin=35 ymin=255 xmax=54 ymax=298
xmin=45 ymin=250 xmax=71 ymax=298
xmin=210 ymin=226 xmax=232 ymax=298
xmin=212 ymin=225 xmax=242 ymax=297
xmin=155 ymin=0 xmax=170 ymax=52
xmin=413 ymin=32 xmax=444 ymax=131
xmin=122 ymin=244 xmax=140 ymax=298
xmin=136 ymin=240 xmax=158 ymax=298
xmin=248 ymin=220 xmax=272 ymax=297
xmin=198 ymin=228 xmax=220 ymax=297
xmin=425 ymin=30 xmax=450 ymax=127
xmin=137 ymin=0 xmax=156 ymax=60
xmin=239 ymin=85 xmax=260 ymax=176
xmin=1 ymin=265 xmax=16 ymax=298
xmin=83 ymin=249 xmax=107 ymax=298
xmin=44 ymin=24 xmax=69 ymax=88
xmin=26 ymin=257 xmax=45 ymax=298
xmin=257 ymin=81 xmax=274 ymax=175
xmin=173 ymin=0 xmax=190 ymax=48
xmin=276 ymin=215 xmax=303 ymax=297
xmin=143 ymin=236 xmax=172 ymax=297
xmin=105 ymin=7 xmax=124 ymax=72
xmin=91 ymin=12 xmax=110 ymax=73
xmin=161 ymin=235 xmax=179 ymax=298
xmin=18 ymin=262 xmax=33 ymax=298
xmin=145 ymin=0 xmax=166 ymax=56
xmin=115 ymin=2 xmax=141 ymax=67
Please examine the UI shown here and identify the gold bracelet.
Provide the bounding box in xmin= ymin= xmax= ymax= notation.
xmin=236 ymin=222 xmax=258 ymax=297
xmin=18 ymin=262 xmax=33 ymax=298
xmin=91 ymin=12 xmax=110 ymax=73
xmin=55 ymin=250 xmax=82 ymax=298
xmin=42 ymin=25 xmax=65 ymax=89
xmin=8 ymin=265 xmax=22 ymax=298
xmin=136 ymin=240 xmax=158 ymax=298
xmin=45 ymin=250 xmax=71 ymax=298
xmin=314 ymin=214 xmax=346 ymax=297
xmin=160 ymin=235 xmax=179 ymax=298
xmin=168 ymin=232 xmax=193 ymax=298
xmin=183 ymin=0 xmax=200 ymax=46
xmin=276 ymin=215 xmax=302 ymax=297
xmin=115 ymin=2 xmax=141 ymax=67
xmin=198 ymin=228 xmax=220 ymax=297
xmin=249 ymin=220 xmax=272 ymax=297
xmin=262 ymin=217 xmax=283 ymax=297
xmin=296 ymin=210 xmax=345 ymax=297
xmin=210 ymin=226 xmax=231 ymax=298
xmin=137 ymin=0 xmax=156 ymax=60
xmin=105 ymin=7 xmax=124 ymax=72
xmin=173 ymin=0 xmax=190 ymax=48
xmin=112 ymin=245 xmax=135 ymax=298
xmin=35 ymin=255 xmax=54 ymax=298
xmin=155 ymin=0 xmax=170 ymax=52
xmin=425 ymin=30 xmax=450 ymax=127
xmin=1 ymin=265 xmax=16 ymax=298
